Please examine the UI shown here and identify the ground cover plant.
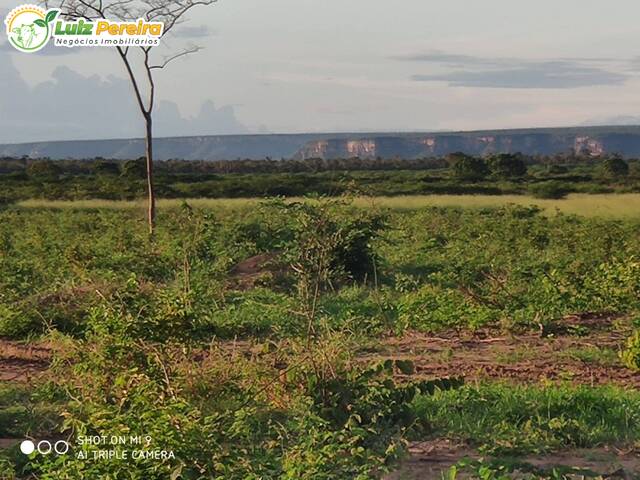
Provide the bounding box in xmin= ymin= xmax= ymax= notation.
xmin=0 ymin=195 xmax=639 ymax=479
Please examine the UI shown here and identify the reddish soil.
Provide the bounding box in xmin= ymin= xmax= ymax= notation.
xmin=0 ymin=340 xmax=51 ymax=382
xmin=385 ymin=440 xmax=640 ymax=479
xmin=367 ymin=314 xmax=640 ymax=388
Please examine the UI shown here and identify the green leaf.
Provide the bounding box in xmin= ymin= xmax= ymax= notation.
xmin=45 ymin=10 xmax=59 ymax=23
xmin=34 ymin=19 xmax=46 ymax=28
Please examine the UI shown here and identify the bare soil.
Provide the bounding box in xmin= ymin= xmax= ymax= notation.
xmin=366 ymin=314 xmax=640 ymax=388
xmin=0 ymin=340 xmax=51 ymax=382
xmin=385 ymin=440 xmax=640 ymax=479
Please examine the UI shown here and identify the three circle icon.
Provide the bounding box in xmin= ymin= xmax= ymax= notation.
xmin=20 ymin=439 xmax=69 ymax=455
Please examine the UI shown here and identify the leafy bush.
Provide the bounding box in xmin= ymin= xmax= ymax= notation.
xmin=620 ymin=329 xmax=640 ymax=371
xmin=447 ymin=153 xmax=489 ymax=181
xmin=599 ymin=156 xmax=629 ymax=178
xmin=528 ymin=181 xmax=570 ymax=199
xmin=487 ymin=153 xmax=527 ymax=179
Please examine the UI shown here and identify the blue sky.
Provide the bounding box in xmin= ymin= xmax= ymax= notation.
xmin=1 ymin=0 xmax=640 ymax=142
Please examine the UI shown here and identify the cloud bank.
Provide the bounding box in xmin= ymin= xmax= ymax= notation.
xmin=0 ymin=48 xmax=248 ymax=144
xmin=401 ymin=51 xmax=628 ymax=89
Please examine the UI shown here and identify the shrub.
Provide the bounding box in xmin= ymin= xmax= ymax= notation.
xmin=487 ymin=153 xmax=527 ymax=179
xmin=621 ymin=329 xmax=640 ymax=371
xmin=446 ymin=153 xmax=489 ymax=181
xmin=263 ymin=197 xmax=386 ymax=287
xmin=528 ymin=181 xmax=570 ymax=199
xmin=26 ymin=160 xmax=61 ymax=179
xmin=599 ymin=156 xmax=629 ymax=178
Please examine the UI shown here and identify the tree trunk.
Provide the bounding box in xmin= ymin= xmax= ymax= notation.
xmin=144 ymin=114 xmax=156 ymax=234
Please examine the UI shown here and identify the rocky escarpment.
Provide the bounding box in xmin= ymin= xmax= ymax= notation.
xmin=294 ymin=127 xmax=640 ymax=160
xmin=2 ymin=126 xmax=640 ymax=160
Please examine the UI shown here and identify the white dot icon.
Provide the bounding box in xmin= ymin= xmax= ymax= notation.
xmin=20 ymin=440 xmax=35 ymax=455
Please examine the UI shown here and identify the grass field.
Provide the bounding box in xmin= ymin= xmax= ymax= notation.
xmin=16 ymin=192 xmax=640 ymax=218
xmin=1 ymin=197 xmax=639 ymax=479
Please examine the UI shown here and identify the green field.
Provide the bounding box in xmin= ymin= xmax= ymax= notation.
xmin=1 ymin=197 xmax=639 ymax=479
xmin=15 ymin=193 xmax=640 ymax=218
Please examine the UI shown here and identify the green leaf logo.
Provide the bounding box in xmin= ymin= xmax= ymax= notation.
xmin=5 ymin=5 xmax=57 ymax=53
xmin=45 ymin=10 xmax=58 ymax=24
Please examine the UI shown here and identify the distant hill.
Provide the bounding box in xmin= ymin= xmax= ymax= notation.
xmin=2 ymin=126 xmax=640 ymax=160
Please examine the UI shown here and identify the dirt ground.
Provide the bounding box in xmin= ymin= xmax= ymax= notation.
xmin=385 ymin=439 xmax=640 ymax=479
xmin=367 ymin=313 xmax=640 ymax=388
xmin=0 ymin=340 xmax=51 ymax=382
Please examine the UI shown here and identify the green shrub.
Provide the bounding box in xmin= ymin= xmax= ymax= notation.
xmin=621 ymin=329 xmax=640 ymax=371
xmin=0 ymin=304 xmax=41 ymax=339
xmin=599 ymin=156 xmax=629 ymax=178
xmin=487 ymin=153 xmax=527 ymax=179
xmin=528 ymin=181 xmax=570 ymax=199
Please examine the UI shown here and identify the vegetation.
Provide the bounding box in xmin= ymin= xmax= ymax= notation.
xmin=1 ymin=154 xmax=639 ymax=204
xmin=0 ymin=189 xmax=639 ymax=478
xmin=412 ymin=384 xmax=640 ymax=456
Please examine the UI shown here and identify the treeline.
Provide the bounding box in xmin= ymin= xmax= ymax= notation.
xmin=0 ymin=153 xmax=638 ymax=203
xmin=0 ymin=156 xmax=450 ymax=175
xmin=1 ymin=150 xmax=636 ymax=176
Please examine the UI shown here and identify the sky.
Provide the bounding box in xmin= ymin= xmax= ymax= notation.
xmin=1 ymin=0 xmax=640 ymax=143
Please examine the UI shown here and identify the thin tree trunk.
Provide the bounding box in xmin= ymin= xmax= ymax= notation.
xmin=144 ymin=114 xmax=156 ymax=234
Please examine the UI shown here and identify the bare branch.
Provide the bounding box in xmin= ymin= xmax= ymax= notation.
xmin=150 ymin=45 xmax=202 ymax=70
xmin=44 ymin=0 xmax=218 ymax=233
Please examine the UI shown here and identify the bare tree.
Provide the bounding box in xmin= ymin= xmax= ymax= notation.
xmin=44 ymin=0 xmax=217 ymax=233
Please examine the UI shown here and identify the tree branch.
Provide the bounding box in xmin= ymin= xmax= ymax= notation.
xmin=149 ymin=45 xmax=202 ymax=70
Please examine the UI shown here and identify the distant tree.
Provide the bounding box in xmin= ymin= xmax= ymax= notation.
xmin=487 ymin=153 xmax=527 ymax=179
xmin=93 ymin=160 xmax=120 ymax=176
xmin=600 ymin=156 xmax=629 ymax=178
xmin=26 ymin=160 xmax=61 ymax=179
xmin=446 ymin=152 xmax=488 ymax=181
xmin=122 ymin=158 xmax=147 ymax=178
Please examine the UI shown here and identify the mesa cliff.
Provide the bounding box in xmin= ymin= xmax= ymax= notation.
xmin=2 ymin=126 xmax=640 ymax=160
xmin=294 ymin=127 xmax=640 ymax=160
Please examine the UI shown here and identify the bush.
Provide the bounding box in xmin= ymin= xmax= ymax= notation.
xmin=26 ymin=160 xmax=61 ymax=179
xmin=487 ymin=153 xmax=527 ymax=179
xmin=263 ymin=197 xmax=386 ymax=286
xmin=528 ymin=181 xmax=570 ymax=199
xmin=446 ymin=153 xmax=489 ymax=181
xmin=621 ymin=329 xmax=640 ymax=371
xmin=600 ymin=156 xmax=629 ymax=178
